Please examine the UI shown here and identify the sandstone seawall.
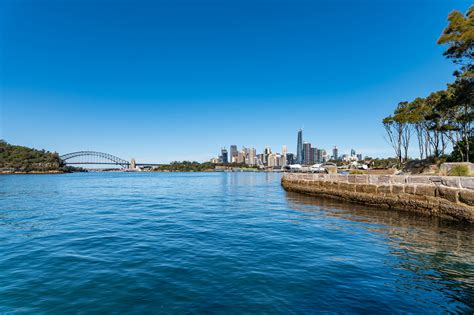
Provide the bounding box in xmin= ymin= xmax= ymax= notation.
xmin=281 ymin=173 xmax=474 ymax=223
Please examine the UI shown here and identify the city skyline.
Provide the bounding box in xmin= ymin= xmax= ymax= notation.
xmin=212 ymin=129 xmax=363 ymax=167
xmin=1 ymin=1 xmax=471 ymax=163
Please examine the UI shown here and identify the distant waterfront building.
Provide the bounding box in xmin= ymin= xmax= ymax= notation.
xmin=221 ymin=148 xmax=228 ymax=164
xmin=243 ymin=147 xmax=249 ymax=164
xmin=311 ymin=147 xmax=317 ymax=165
xmin=230 ymin=145 xmax=238 ymax=161
xmin=303 ymin=142 xmax=312 ymax=165
xmin=315 ymin=148 xmax=323 ymax=163
xmin=249 ymin=148 xmax=257 ymax=165
xmin=357 ymin=153 xmax=363 ymax=161
xmin=267 ymin=154 xmax=276 ymax=167
xmin=332 ymin=146 xmax=338 ymax=160
xmin=351 ymin=149 xmax=356 ymax=157
xmin=281 ymin=145 xmax=288 ymax=165
xmin=286 ymin=153 xmax=295 ymax=165
xmin=237 ymin=149 xmax=246 ymax=164
xmin=277 ymin=154 xmax=282 ymax=167
xmin=264 ymin=146 xmax=272 ymax=166
xmin=296 ymin=129 xmax=303 ymax=164
xmin=268 ymin=153 xmax=282 ymax=167
xmin=210 ymin=157 xmax=220 ymax=164
xmin=321 ymin=149 xmax=328 ymax=163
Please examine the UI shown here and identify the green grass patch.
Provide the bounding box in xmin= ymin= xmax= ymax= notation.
xmin=349 ymin=170 xmax=365 ymax=175
xmin=448 ymin=165 xmax=469 ymax=176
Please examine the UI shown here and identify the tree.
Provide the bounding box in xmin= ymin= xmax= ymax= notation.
xmin=449 ymin=136 xmax=474 ymax=162
xmin=437 ymin=6 xmax=473 ymax=161
xmin=408 ymin=97 xmax=429 ymax=159
xmin=443 ymin=79 xmax=473 ymax=161
xmin=0 ymin=140 xmax=65 ymax=173
xmin=382 ymin=102 xmax=411 ymax=165
xmin=424 ymin=90 xmax=451 ymax=158
xmin=393 ymin=102 xmax=413 ymax=163
xmin=382 ymin=6 xmax=473 ymax=165
xmin=437 ymin=6 xmax=474 ymax=78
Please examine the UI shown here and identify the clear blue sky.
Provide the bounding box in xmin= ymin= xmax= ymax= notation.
xmin=0 ymin=0 xmax=471 ymax=163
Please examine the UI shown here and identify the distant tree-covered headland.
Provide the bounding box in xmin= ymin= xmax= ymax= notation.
xmin=383 ymin=6 xmax=473 ymax=165
xmin=0 ymin=140 xmax=84 ymax=174
xmin=154 ymin=161 xmax=259 ymax=172
xmin=155 ymin=161 xmax=216 ymax=172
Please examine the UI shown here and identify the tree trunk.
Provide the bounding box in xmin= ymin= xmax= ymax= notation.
xmin=416 ymin=125 xmax=424 ymax=159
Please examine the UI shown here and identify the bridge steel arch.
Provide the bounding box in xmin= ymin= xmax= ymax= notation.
xmin=60 ymin=151 xmax=131 ymax=168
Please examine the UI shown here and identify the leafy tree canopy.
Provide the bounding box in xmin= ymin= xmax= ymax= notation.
xmin=438 ymin=6 xmax=474 ymax=77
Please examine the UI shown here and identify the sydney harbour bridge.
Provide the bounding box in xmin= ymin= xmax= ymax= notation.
xmin=60 ymin=151 xmax=163 ymax=169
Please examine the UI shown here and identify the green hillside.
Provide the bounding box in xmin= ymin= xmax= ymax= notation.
xmin=0 ymin=140 xmax=63 ymax=173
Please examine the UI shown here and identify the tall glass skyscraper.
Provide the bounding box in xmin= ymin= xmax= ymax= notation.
xmin=332 ymin=146 xmax=338 ymax=160
xmin=221 ymin=148 xmax=228 ymax=164
xmin=296 ymin=129 xmax=303 ymax=164
xmin=303 ymin=142 xmax=312 ymax=165
xmin=229 ymin=145 xmax=238 ymax=162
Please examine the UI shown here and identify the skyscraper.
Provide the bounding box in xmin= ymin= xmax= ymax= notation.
xmin=303 ymin=142 xmax=312 ymax=165
xmin=332 ymin=146 xmax=338 ymax=160
xmin=264 ymin=146 xmax=272 ymax=166
xmin=267 ymin=153 xmax=277 ymax=167
xmin=286 ymin=153 xmax=295 ymax=165
xmin=321 ymin=149 xmax=328 ymax=163
xmin=351 ymin=149 xmax=356 ymax=157
xmin=257 ymin=153 xmax=265 ymax=165
xmin=243 ymin=147 xmax=250 ymax=164
xmin=230 ymin=145 xmax=238 ymax=162
xmin=295 ymin=129 xmax=303 ymax=164
xmin=311 ymin=147 xmax=318 ymax=164
xmin=237 ymin=150 xmax=246 ymax=164
xmin=281 ymin=145 xmax=288 ymax=165
xmin=316 ymin=148 xmax=323 ymax=163
xmin=249 ymin=148 xmax=257 ymax=165
xmin=221 ymin=148 xmax=228 ymax=164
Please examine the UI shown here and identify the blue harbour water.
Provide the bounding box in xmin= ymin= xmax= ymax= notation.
xmin=0 ymin=172 xmax=473 ymax=313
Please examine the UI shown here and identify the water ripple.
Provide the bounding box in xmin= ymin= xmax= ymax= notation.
xmin=0 ymin=172 xmax=473 ymax=313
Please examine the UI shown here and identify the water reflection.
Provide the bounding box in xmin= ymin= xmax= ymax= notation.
xmin=285 ymin=191 xmax=474 ymax=312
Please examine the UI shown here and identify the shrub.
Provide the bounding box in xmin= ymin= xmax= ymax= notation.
xmin=448 ymin=165 xmax=469 ymax=176
xmin=349 ymin=170 xmax=365 ymax=175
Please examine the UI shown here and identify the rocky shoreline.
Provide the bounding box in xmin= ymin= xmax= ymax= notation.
xmin=282 ymin=173 xmax=474 ymax=223
xmin=0 ymin=170 xmax=65 ymax=175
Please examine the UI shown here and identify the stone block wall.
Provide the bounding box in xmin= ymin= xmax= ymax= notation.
xmin=281 ymin=173 xmax=474 ymax=223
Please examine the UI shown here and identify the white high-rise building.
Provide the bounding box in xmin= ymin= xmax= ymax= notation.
xmin=248 ymin=148 xmax=257 ymax=165
xmin=268 ymin=153 xmax=283 ymax=167
xmin=267 ymin=154 xmax=277 ymax=167
xmin=281 ymin=145 xmax=288 ymax=165
xmin=321 ymin=149 xmax=328 ymax=163
xmin=237 ymin=150 xmax=246 ymax=164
